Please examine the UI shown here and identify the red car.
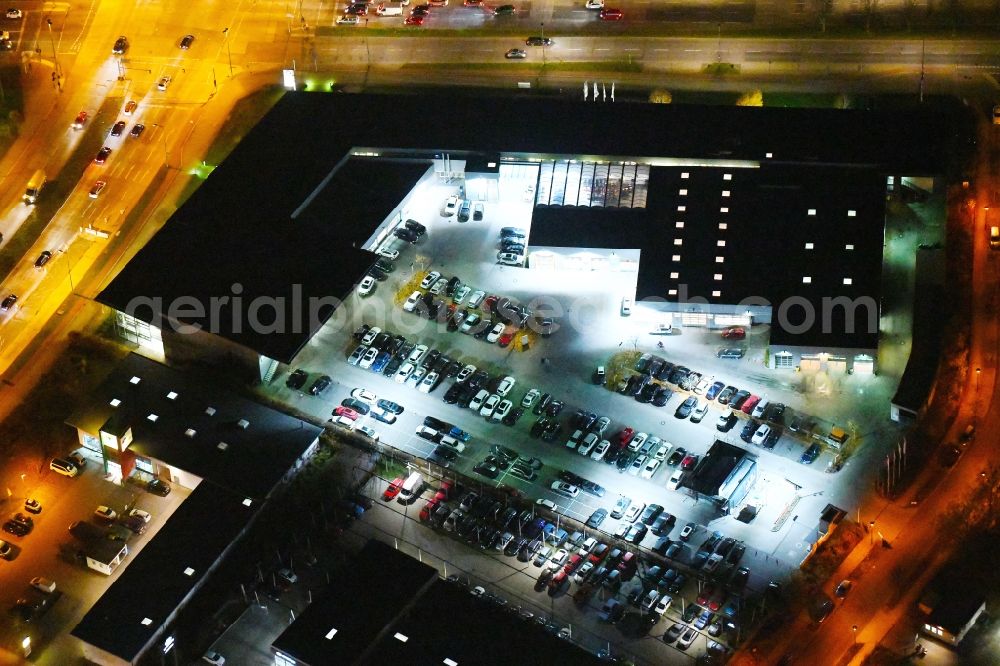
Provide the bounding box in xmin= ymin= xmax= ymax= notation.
xmin=681 ymin=454 xmax=699 ymax=471
xmin=722 ymin=326 xmax=746 ymax=340
xmin=598 ymin=7 xmax=623 ymax=19
xmin=419 ymin=499 xmax=438 ymax=521
xmin=618 ymin=427 xmax=635 ymax=447
xmin=404 ymin=14 xmax=424 ymax=24
xmin=463 ymin=0 xmax=482 ymax=4
xmin=697 ymin=583 xmax=716 ymax=607
xmin=498 ymin=331 xmax=515 ymax=347
xmin=482 ymin=294 xmax=499 ymax=312
xmin=334 ymin=406 xmax=360 ymax=420
xmin=95 ymin=146 xmax=112 ymax=164
xmin=740 ymin=395 xmax=760 ymax=415
xmin=564 ymin=553 xmax=583 ymax=574
xmin=383 ymin=477 xmax=405 ymax=500
xmin=72 ymin=111 xmax=88 ymax=129
xmin=548 ymin=569 xmax=568 ymax=590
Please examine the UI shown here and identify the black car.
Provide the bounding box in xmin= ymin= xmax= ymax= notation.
xmin=655 ymin=360 xmax=674 ymax=381
xmin=666 ymin=448 xmax=686 ymax=467
xmin=637 ymin=382 xmax=658 ymax=403
xmin=34 ymin=251 xmax=52 ymax=268
xmin=651 ymin=513 xmax=676 ymax=536
xmin=668 ymin=366 xmax=690 ymax=385
xmin=586 ymin=508 xmax=608 ymax=528
xmin=800 ymin=444 xmax=821 ymax=464
xmin=341 ymin=398 xmax=370 ymax=415
xmin=545 ymin=400 xmax=564 ymax=417
xmin=634 ymin=353 xmax=652 ymax=373
xmin=675 ymin=396 xmax=697 ymax=419
xmin=130 ymin=123 xmax=145 ymax=138
xmin=445 ymin=276 xmax=461 ymax=296
xmin=763 ymin=426 xmax=782 ymax=450
xmin=394 ymin=227 xmax=418 ymax=243
xmin=443 ymin=384 xmax=465 ymax=404
xmin=352 ymin=323 xmax=370 ymax=341
xmin=581 ymin=480 xmax=606 ymax=497
xmin=731 ymin=390 xmax=751 ymax=410
xmin=110 ymin=120 xmax=127 ymax=137
xmin=309 ymin=375 xmax=332 ymax=396
xmin=558 ymin=470 xmax=585 ymax=486
xmin=113 ymin=35 xmax=129 ymax=54
xmin=525 ymin=36 xmax=553 ymax=46
xmin=533 ymin=392 xmax=552 ymax=415
xmin=3 ymin=517 xmax=30 ymax=536
xmin=474 ymin=461 xmax=500 ymax=479
xmin=491 ymin=444 xmax=518 ymax=462
xmin=502 ymin=407 xmax=524 ymax=426
xmin=501 ymin=242 xmax=525 ymax=255
xmin=404 ymin=218 xmax=427 ymax=236
xmin=652 ymin=386 xmax=673 ymax=407
xmin=443 ymin=360 xmax=462 ymax=377
xmin=432 ymin=445 xmax=458 ymax=462
xmin=767 ymin=403 xmax=787 ymax=424
xmin=368 ymin=266 xmax=388 ymax=282
xmin=285 ymin=369 xmax=308 ymax=390
xmin=717 ymin=410 xmax=738 ymax=432
xmin=647 ymin=357 xmax=665 ymax=379
xmin=716 ymin=386 xmax=737 ymax=405
xmin=377 ymin=399 xmax=404 ymax=414
xmin=740 ymin=421 xmax=757 ymax=443
xmin=382 ymin=355 xmax=403 ymax=377
xmin=530 ymin=417 xmax=550 ymax=438
xmin=1 ymin=294 xmax=18 ymax=310
xmin=424 ymin=349 xmax=441 ymax=369
xmin=180 ymin=33 xmax=195 ymax=49
xmin=147 ymin=479 xmax=172 ymax=496
xmin=95 ymin=146 xmax=112 ymax=163
xmin=640 ymin=504 xmax=664 ymax=525
xmin=541 ymin=421 xmax=562 ymax=442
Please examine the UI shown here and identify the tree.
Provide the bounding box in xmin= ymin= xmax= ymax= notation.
xmin=862 ymin=0 xmax=879 ymax=33
xmin=736 ymin=90 xmax=763 ymax=107
xmin=648 ymin=89 xmax=672 ymax=104
xmin=815 ymin=0 xmax=834 ymax=33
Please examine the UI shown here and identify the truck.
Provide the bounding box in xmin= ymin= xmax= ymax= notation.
xmin=24 ymin=169 xmax=46 ymax=204
xmin=377 ymin=1 xmax=404 ymax=15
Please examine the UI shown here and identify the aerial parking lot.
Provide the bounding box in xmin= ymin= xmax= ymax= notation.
xmin=276 ymin=163 xmax=890 ymax=661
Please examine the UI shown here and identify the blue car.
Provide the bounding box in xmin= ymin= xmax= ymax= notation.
xmin=448 ymin=425 xmax=472 ymax=442
xmin=706 ymin=381 xmax=725 ymax=401
xmin=371 ymin=352 xmax=392 ymax=374
xmin=800 ymin=444 xmax=821 ymax=464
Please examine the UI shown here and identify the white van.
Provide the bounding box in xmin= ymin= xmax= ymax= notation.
xmin=620 ymin=296 xmax=632 ymax=316
xmin=377 ymin=2 xmax=404 ymax=16
xmin=398 ymin=471 xmax=424 ymax=503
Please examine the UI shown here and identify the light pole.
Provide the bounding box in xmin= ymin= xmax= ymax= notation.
xmin=975 ymin=367 xmax=981 ymax=424
xmin=46 ymin=18 xmax=61 ymax=90
xmin=852 ymin=625 xmax=858 ymax=645
xmin=869 ymin=520 xmax=875 ymax=545
xmin=222 ymin=28 xmax=233 ymax=77
xmin=540 ymin=22 xmax=545 ymax=67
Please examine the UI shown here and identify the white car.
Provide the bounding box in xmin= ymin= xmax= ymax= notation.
xmin=456 ymin=364 xmax=476 ymax=382
xmin=407 ymin=344 xmax=428 ymax=364
xmin=549 ymin=548 xmax=569 ymax=566
xmin=496 ymin=376 xmax=515 ymax=396
xmin=578 ymin=432 xmax=599 ymax=456
xmin=566 ymin=430 xmax=583 ymax=450
xmin=467 ymin=290 xmax=486 ymax=308
xmin=694 ymin=378 xmax=711 ymax=395
xmin=628 ymin=454 xmax=648 ymax=476
xmin=521 ymin=388 xmax=540 ymax=408
xmin=641 ymin=589 xmax=660 ymax=612
xmin=752 ymin=399 xmax=770 ymax=419
xmin=550 ymin=481 xmax=580 ymax=498
xmin=418 ymin=371 xmax=439 ymax=393
xmin=30 ymin=577 xmax=56 ymax=594
xmin=486 ymin=323 xmax=505 ymax=343
xmin=5 ymin=9 xmax=23 ymax=19
xmin=668 ymin=469 xmax=684 ymax=490
xmin=459 ymin=312 xmax=481 ymax=334
xmin=585 ymin=0 xmax=603 ymax=7
xmin=479 ymin=393 xmax=501 ymax=417
xmin=356 ymin=425 xmax=379 ymax=441
xmin=593 ymin=416 xmax=611 ymax=436
xmin=359 ymin=347 xmax=379 ymax=369
xmin=591 ymin=439 xmax=611 ymax=461
xmin=351 ymin=388 xmax=377 ymax=405
xmin=129 ymin=508 xmax=152 ymax=523
xmin=361 ymin=326 xmax=381 ymax=346
xmin=443 ymin=195 xmax=459 ymax=216
xmin=336 ymin=14 xmax=359 ymax=25
xmin=653 ymin=594 xmax=673 ymax=615
xmin=429 ymin=277 xmax=448 ymax=295
xmin=377 ymin=248 xmax=399 ymax=261
xmin=452 ymin=284 xmax=471 ymax=303
xmin=492 ymin=399 xmax=513 ymax=422
xmin=573 ymin=561 xmax=594 ymax=583
xmin=641 ymin=458 xmax=661 ymax=479
xmin=677 ymin=628 xmax=697 ymax=650
xmin=403 ymin=291 xmax=422 ymax=312
xmin=157 ymin=76 xmax=171 ymax=91
xmin=330 ymin=415 xmax=355 ymax=429
xmin=497 ymin=252 xmax=522 ymax=266
xmin=691 ymin=401 xmax=709 ymax=423
xmin=628 ymin=432 xmax=648 ymax=452
xmin=94 ymin=505 xmax=118 ymax=522
xmin=406 ymin=366 xmax=427 ymax=388
xmin=420 ymin=271 xmax=441 ymax=289
xmin=357 ymin=276 xmax=376 ymax=297
xmin=394 ymin=362 xmax=414 ymax=383
xmin=703 ymin=553 xmax=725 ymax=573
xmin=469 ymin=389 xmax=489 ymax=411
xmin=623 ymin=503 xmax=644 ymax=523
xmin=578 ymin=536 xmax=597 ymax=555
xmin=535 ymin=498 xmax=557 ymax=511
xmin=751 ymin=424 xmax=771 ymax=446
xmin=654 ymin=442 xmax=672 ymax=461
xmin=347 ymin=345 xmax=367 ymax=366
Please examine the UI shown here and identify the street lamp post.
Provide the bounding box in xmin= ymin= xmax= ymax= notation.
xmin=869 ymin=520 xmax=875 ymax=545
xmin=46 ymin=18 xmax=61 ymax=90
xmin=974 ymin=367 xmax=981 ymax=425
xmin=541 ymin=22 xmax=546 ymax=67
xmin=222 ymin=28 xmax=233 ymax=77
xmin=852 ymin=625 xmax=858 ymax=645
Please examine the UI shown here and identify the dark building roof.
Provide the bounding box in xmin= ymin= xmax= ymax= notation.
xmin=99 ymin=92 xmax=958 ymax=359
xmin=273 ymin=539 xmax=604 ymax=666
xmin=98 ymin=157 xmax=428 ymax=363
xmin=927 ymin=593 xmax=985 ymax=634
xmin=66 ymin=353 xmax=322 ymax=500
xmin=686 ymin=440 xmax=754 ymax=497
xmin=893 ymin=249 xmax=946 ymax=412
xmin=71 ymin=481 xmax=260 ymax=662
xmin=531 ymin=164 xmax=886 ymax=349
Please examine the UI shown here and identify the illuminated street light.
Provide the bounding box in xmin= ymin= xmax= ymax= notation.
xmin=21 ymin=636 xmax=30 ymax=657
xmin=852 ymin=625 xmax=858 ymax=645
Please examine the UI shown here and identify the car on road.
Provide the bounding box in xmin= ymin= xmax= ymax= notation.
xmin=800 ymin=443 xmax=821 ymax=464
xmin=179 ymin=34 xmax=195 ymax=49
xmin=110 ymin=120 xmax=127 ymax=137
xmin=716 ymin=410 xmax=738 ymax=432
xmin=286 ymin=369 xmax=308 ymax=390
xmin=550 ymin=481 xmax=579 ymax=498
xmin=308 ymin=375 xmax=332 ymax=395
xmin=675 ymin=396 xmax=697 ymax=419
xmin=505 ymin=48 xmax=527 ymax=59
xmin=598 ymin=7 xmax=623 ymax=19
xmin=95 ymin=146 xmax=112 ymax=164
xmin=497 ymin=251 xmax=522 ymax=265
xmin=586 ymin=508 xmax=607 ymax=528
xmin=72 ymin=111 xmax=88 ymax=129
xmin=157 ymin=76 xmax=171 ymax=91
xmin=113 ymin=36 xmax=129 ymax=54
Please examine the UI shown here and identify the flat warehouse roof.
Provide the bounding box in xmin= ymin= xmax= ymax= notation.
xmin=99 ymin=92 xmax=960 ymax=359
xmin=71 ymin=481 xmax=260 ymax=662
xmin=66 ymin=353 xmax=322 ymax=500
